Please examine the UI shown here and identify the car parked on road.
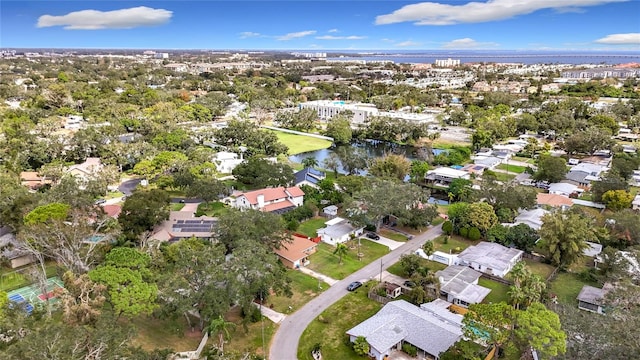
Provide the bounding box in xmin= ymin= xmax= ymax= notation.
xmin=347 ymin=281 xmax=363 ymax=291
xmin=365 ymin=232 xmax=380 ymax=240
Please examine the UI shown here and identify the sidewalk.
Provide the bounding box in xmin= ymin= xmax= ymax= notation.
xmin=253 ymin=302 xmax=287 ymax=324
xmin=298 ymin=266 xmax=339 ymax=286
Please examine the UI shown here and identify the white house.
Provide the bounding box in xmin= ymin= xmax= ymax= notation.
xmin=416 ymin=249 xmax=458 ymax=266
xmin=425 ymin=167 xmax=470 ymax=187
xmin=66 ymin=158 xmax=103 ymax=183
xmin=316 ymin=217 xmax=364 ymax=246
xmin=577 ymin=283 xmax=612 ymax=314
xmin=633 ymin=194 xmax=640 ymax=211
xmin=213 ymin=151 xmax=244 ymax=173
xmin=548 ymin=182 xmax=580 ymax=197
xmin=456 ymin=242 xmax=523 ymax=278
xmin=436 ymin=266 xmax=491 ymax=308
xmin=511 ymin=208 xmax=550 ymax=230
xmin=347 ymin=299 xmax=463 ymax=360
xmin=233 ymin=186 xmax=304 ymax=214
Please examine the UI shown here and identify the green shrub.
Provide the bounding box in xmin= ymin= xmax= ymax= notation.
xmin=442 ymin=220 xmax=453 ymax=234
xmin=402 ymin=343 xmax=418 ymax=357
xmin=459 ymin=227 xmax=469 ymax=238
xmin=286 ymin=219 xmax=300 ymax=231
xmin=468 ymin=227 xmax=481 ymax=241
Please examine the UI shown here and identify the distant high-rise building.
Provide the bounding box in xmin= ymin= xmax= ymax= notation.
xmin=435 ymin=58 xmax=460 ymax=67
xmin=155 ymin=52 xmax=169 ymax=59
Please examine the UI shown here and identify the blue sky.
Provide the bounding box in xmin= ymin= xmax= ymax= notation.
xmin=1 ymin=0 xmax=639 ymax=50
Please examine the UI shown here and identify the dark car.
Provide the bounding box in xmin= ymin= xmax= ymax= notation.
xmin=403 ymin=280 xmax=416 ymax=288
xmin=347 ymin=281 xmax=363 ymax=291
xmin=366 ymin=232 xmax=380 ymax=240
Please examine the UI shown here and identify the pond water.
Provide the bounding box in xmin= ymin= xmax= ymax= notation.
xmin=289 ymin=140 xmax=446 ymax=175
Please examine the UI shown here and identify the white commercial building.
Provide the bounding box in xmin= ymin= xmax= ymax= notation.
xmin=299 ymin=100 xmax=438 ymax=124
xmin=435 ymin=58 xmax=461 ymax=67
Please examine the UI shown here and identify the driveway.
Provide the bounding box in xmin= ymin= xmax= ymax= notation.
xmin=269 ymin=224 xmax=443 ymax=360
xmin=118 ymin=178 xmax=141 ymax=196
xmin=369 ymin=235 xmax=405 ymax=250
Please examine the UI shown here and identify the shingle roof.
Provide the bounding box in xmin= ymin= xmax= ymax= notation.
xmin=317 ymin=220 xmax=358 ymax=238
xmin=436 ymin=266 xmax=490 ymax=304
xmin=274 ymin=235 xmax=317 ymax=262
xmin=577 ymin=285 xmax=608 ymax=305
xmin=347 ymin=300 xmax=462 ymax=357
xmin=536 ymin=193 xmax=573 ymax=208
xmin=294 ymin=167 xmax=325 ymax=186
xmin=458 ymin=242 xmax=523 ymax=273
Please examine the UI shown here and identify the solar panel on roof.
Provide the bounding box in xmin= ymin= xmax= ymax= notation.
xmin=177 ymin=220 xmax=184 ymax=224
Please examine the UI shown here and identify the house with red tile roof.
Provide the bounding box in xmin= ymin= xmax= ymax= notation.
xmin=274 ymin=234 xmax=318 ymax=269
xmin=233 ymin=186 xmax=304 ymax=214
xmin=19 ymin=171 xmax=52 ymax=190
xmin=102 ymin=204 xmax=122 ymax=218
xmin=536 ymin=193 xmax=573 ymax=209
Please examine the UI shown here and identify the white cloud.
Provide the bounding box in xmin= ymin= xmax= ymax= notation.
xmin=395 ymin=41 xmax=421 ymax=47
xmin=315 ymin=35 xmax=367 ymax=40
xmin=328 ymin=28 xmax=339 ymax=33
xmin=37 ymin=6 xmax=172 ymax=30
xmin=276 ymin=30 xmax=316 ymax=41
xmin=239 ymin=32 xmax=262 ymax=39
xmin=375 ymin=0 xmax=625 ymax=25
xmin=442 ymin=38 xmax=499 ymax=49
xmin=381 ymin=38 xmax=396 ymax=43
xmin=594 ymin=33 xmax=640 ymax=44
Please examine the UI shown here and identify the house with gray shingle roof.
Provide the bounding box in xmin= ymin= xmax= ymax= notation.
xmin=457 ymin=242 xmax=523 ymax=278
xmin=346 ymin=299 xmax=463 ymax=360
xmin=436 ymin=265 xmax=491 ymax=307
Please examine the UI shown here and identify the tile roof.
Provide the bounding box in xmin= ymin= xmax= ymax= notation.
xmin=102 ymin=204 xmax=122 ymax=218
xmin=274 ymin=235 xmax=318 ymax=262
xmin=261 ymin=200 xmax=297 ymax=213
xmin=237 ymin=186 xmax=304 ymax=205
xmin=536 ymin=193 xmax=573 ymax=208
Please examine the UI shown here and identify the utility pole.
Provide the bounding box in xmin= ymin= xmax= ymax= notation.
xmin=379 ymin=258 xmax=383 ymax=283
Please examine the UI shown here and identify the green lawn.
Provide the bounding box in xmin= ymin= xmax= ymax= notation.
xmin=432 ymin=235 xmax=478 ymax=254
xmin=493 ymin=172 xmax=517 ymax=182
xmin=478 ymin=278 xmax=510 ymax=304
xmin=379 ymin=229 xmax=408 ymax=242
xmin=307 ymin=241 xmax=390 ymax=280
xmin=298 ymin=282 xmax=383 ymax=360
xmin=268 ymin=130 xmax=333 ymax=155
xmin=196 ymin=201 xmax=230 ymax=217
xmin=0 ymin=263 xmax=59 ymax=292
xmin=549 ymin=272 xmax=600 ymax=305
xmin=224 ymin=306 xmax=276 ymax=358
xmin=170 ymin=203 xmax=185 ymax=211
xmin=269 ymin=270 xmax=328 ymax=313
xmin=496 ymin=163 xmax=527 ymax=174
xmin=387 ymin=258 xmax=447 ymax=278
xmin=104 ymin=190 xmax=125 ymax=200
xmin=511 ymin=156 xmax=536 ymax=164
xmin=130 ymin=316 xmax=203 ymax=352
xmin=297 ymin=218 xmax=327 ymax=237
xmin=522 ymin=259 xmax=556 ymax=280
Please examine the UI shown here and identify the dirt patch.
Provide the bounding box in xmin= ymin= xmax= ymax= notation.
xmin=185 ymin=329 xmax=203 ymax=338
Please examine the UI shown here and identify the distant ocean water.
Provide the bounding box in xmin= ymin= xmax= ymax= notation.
xmin=326 ymin=51 xmax=640 ymax=65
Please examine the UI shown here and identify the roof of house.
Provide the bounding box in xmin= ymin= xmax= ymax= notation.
xmin=565 ymin=170 xmax=590 ymax=184
xmin=237 ymin=186 xmax=305 ymax=205
xmin=20 ymin=171 xmax=44 ymax=181
xmin=294 ymin=167 xmax=325 ymax=186
xmin=436 ymin=266 xmax=490 ymax=304
xmin=426 ymin=167 xmax=469 ymax=178
xmin=577 ymin=285 xmax=609 ymax=305
xmin=549 ymin=182 xmax=579 ymax=194
xmin=347 ymin=300 xmax=462 ymax=356
xmin=536 ymin=193 xmax=573 ymax=208
xmin=261 ymin=200 xmax=297 ymax=214
xmin=458 ymin=242 xmax=523 ymax=273
xmin=571 ymin=162 xmax=606 ymax=175
xmin=274 ymin=235 xmax=318 ymax=263
xmin=583 ymin=241 xmax=603 ymax=257
xmin=102 ymin=204 xmax=122 ymax=218
xmin=514 ymin=208 xmax=549 ymax=230
xmin=317 ymin=219 xmax=360 ymax=239
xmin=473 ymin=156 xmax=502 ymax=168
xmin=67 ymin=157 xmax=102 ymax=174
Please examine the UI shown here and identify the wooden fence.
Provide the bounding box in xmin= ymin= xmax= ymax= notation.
xmin=480 ymin=272 xmax=513 ymax=286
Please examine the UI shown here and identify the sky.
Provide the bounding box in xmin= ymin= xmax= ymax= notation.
xmin=1 ymin=0 xmax=639 ymax=51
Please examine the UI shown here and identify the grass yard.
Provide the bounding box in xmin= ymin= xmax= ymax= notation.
xmin=387 ymin=258 xmax=448 ymax=278
xmin=492 ymin=172 xmax=517 ymax=182
xmin=511 ymin=156 xmax=536 ymax=164
xmin=170 ymin=203 xmax=185 ymax=211
xmin=0 ymin=263 xmax=59 ymax=292
xmin=297 ymin=218 xmax=327 ymax=238
xmin=478 ymin=278 xmax=510 ymax=304
xmin=269 ymin=270 xmax=328 ymax=314
xmin=379 ymin=229 xmax=408 ymax=242
xmin=306 ymin=241 xmax=390 ymax=280
xmin=549 ymin=272 xmax=600 ymax=305
xmin=196 ymin=201 xmax=230 ymax=217
xmin=268 ymin=130 xmax=333 ymax=155
xmin=432 ymin=235 xmax=478 ymax=254
xmin=104 ymin=190 xmax=125 ymax=200
xmin=496 ymin=163 xmax=528 ymax=174
xmin=224 ymin=306 xmax=277 ymax=358
xmin=298 ymin=283 xmax=382 ymax=360
xmin=523 ymin=259 xmax=556 ymax=280
xmin=130 ymin=316 xmax=203 ymax=352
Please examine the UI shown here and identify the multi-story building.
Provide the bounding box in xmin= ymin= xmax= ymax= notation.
xmin=435 ymin=58 xmax=461 ymax=67
xmin=299 ymin=100 xmax=438 ymax=124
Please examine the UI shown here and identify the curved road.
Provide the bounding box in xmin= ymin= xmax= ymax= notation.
xmin=269 ymin=224 xmax=444 ymax=360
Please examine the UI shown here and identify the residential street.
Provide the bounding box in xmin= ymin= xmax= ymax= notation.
xmin=269 ymin=224 xmax=443 ymax=360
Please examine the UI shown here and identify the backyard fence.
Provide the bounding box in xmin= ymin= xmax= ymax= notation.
xmin=480 ymin=273 xmax=513 ymax=286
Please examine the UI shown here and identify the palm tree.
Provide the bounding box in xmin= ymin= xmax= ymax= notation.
xmin=207 ymin=315 xmax=236 ymax=354
xmin=522 ymin=275 xmax=546 ymax=307
xmin=509 ymin=261 xmax=529 ymax=288
xmin=508 ymin=285 xmax=526 ymax=310
xmin=333 ymin=243 xmax=349 ymax=264
xmin=302 ymin=157 xmax=319 ymax=169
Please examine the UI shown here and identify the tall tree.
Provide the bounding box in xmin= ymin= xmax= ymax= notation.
xmin=325 ymin=116 xmax=352 ymax=145
xmin=368 ymin=154 xmax=411 ymax=181
xmin=118 ymin=189 xmax=170 ymax=245
xmin=514 ymin=303 xmax=566 ymax=359
xmin=539 ymin=211 xmax=593 ymax=268
xmin=534 ymin=154 xmax=567 ymax=183
xmin=207 ymin=316 xmax=237 ymax=354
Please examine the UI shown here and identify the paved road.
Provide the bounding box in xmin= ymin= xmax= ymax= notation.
xmin=269 ymin=224 xmax=443 ymax=360
xmin=118 ymin=178 xmax=141 ymax=196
